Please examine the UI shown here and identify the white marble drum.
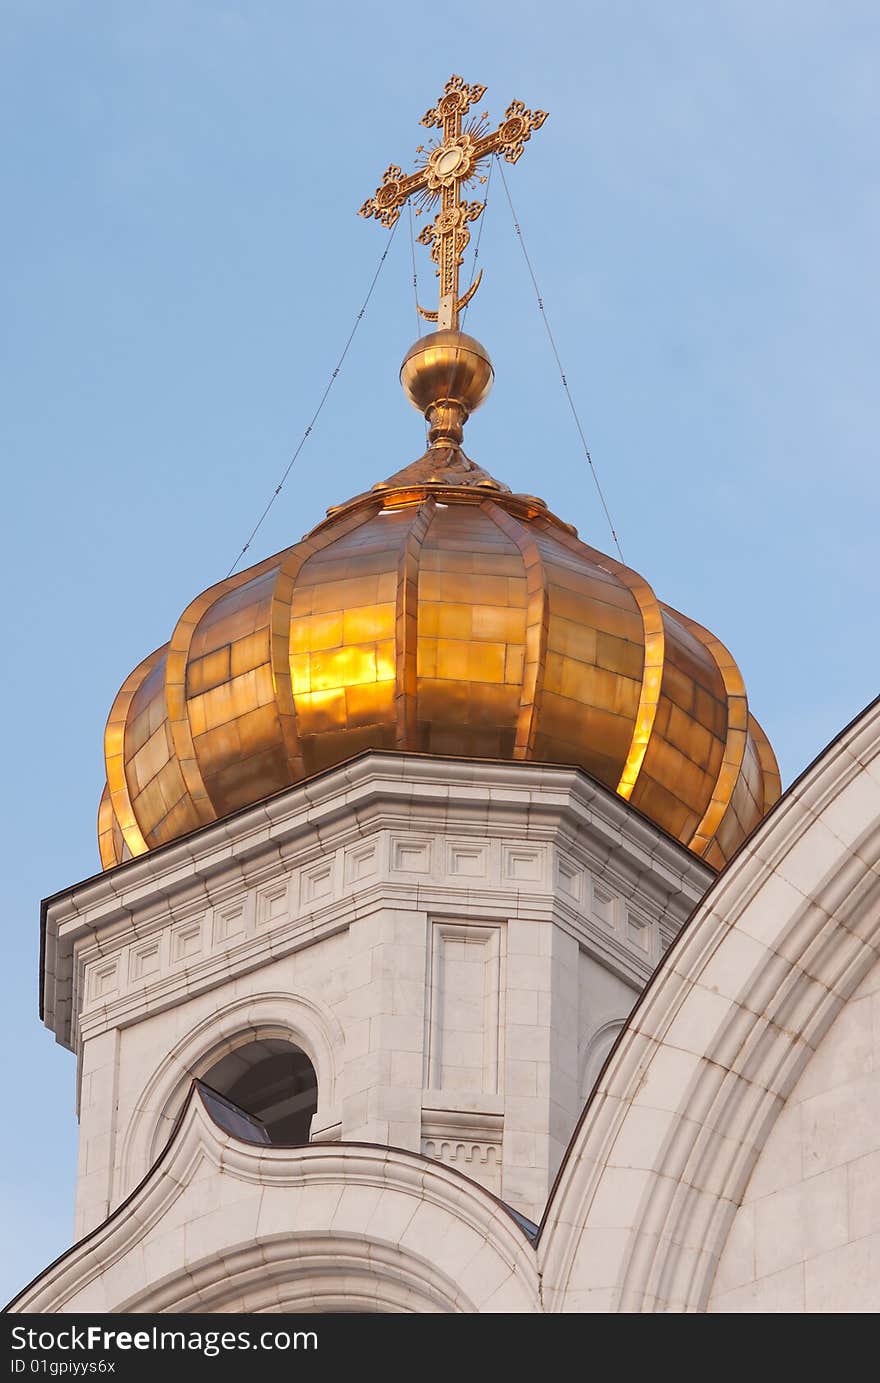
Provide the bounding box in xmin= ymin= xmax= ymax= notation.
xmin=43 ymin=752 xmax=710 ymax=1235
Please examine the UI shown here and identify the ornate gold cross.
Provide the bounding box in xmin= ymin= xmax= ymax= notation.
xmin=360 ymin=75 xmax=547 ymax=330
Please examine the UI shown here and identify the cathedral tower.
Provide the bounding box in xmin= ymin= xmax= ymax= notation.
xmin=16 ymin=80 xmax=822 ymax=1319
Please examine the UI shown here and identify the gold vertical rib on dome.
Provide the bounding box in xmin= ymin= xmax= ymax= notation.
xmin=97 ymin=782 xmax=121 ymax=870
xmin=533 ymin=518 xmax=665 ymax=799
xmin=481 ymin=500 xmax=547 ymax=758
xmin=269 ymin=553 xmax=305 ymax=781
xmin=748 ymin=711 xmax=782 ymax=812
xmin=104 ymin=645 xmax=167 ymax=859
xmin=615 ymin=578 xmax=664 ymax=801
xmin=275 ymin=504 xmax=385 ymax=773
xmin=395 ymin=499 xmax=436 ymax=748
xmin=665 ymin=604 xmax=749 ymax=858
xmin=165 ymin=552 xmax=286 ymax=829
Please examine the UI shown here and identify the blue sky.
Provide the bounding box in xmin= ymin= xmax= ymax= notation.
xmin=1 ymin=2 xmax=877 ymax=1300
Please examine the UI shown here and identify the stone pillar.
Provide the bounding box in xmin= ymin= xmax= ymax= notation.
xmin=340 ymin=906 xmax=427 ymax=1149
xmin=499 ymin=919 xmax=582 ymax=1221
xmin=74 ymin=1029 xmax=118 ymax=1238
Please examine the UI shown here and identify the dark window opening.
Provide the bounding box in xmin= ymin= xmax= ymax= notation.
xmin=201 ymin=1038 xmax=318 ymax=1144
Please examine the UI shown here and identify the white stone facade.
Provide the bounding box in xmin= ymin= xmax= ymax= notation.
xmin=15 ymin=697 xmax=880 ymax=1314
xmin=709 ymin=952 xmax=880 ymax=1312
xmin=538 ymin=696 xmax=880 ymax=1312
xmin=42 ymin=753 xmax=710 ymax=1236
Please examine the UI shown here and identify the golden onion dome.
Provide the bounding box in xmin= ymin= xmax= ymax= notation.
xmin=99 ymin=370 xmax=780 ymax=873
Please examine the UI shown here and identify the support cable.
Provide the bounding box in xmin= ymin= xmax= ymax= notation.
xmin=226 ymin=220 xmax=399 ymax=576
xmin=408 ymin=202 xmax=430 ymax=442
xmin=495 ymin=156 xmax=625 ymax=561
xmin=407 ymin=201 xmax=422 ymax=339
xmin=460 ymin=154 xmax=494 ymax=332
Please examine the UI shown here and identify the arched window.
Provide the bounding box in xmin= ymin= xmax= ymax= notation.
xmin=200 ymin=1037 xmax=318 ymax=1144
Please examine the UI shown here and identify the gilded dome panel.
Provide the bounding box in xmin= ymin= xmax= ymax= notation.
xmin=528 ymin=525 xmax=644 ymax=787
xmin=417 ymin=503 xmax=527 ymax=759
xmin=628 ymin=609 xmax=729 ymax=843
xmin=291 ymin=508 xmax=405 ymax=774
xmin=708 ymin=715 xmax=776 ymax=869
xmin=185 ymin=565 xmax=290 ymax=820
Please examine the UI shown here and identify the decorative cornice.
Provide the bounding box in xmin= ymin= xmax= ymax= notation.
xmin=42 ymin=754 xmax=714 ymax=1052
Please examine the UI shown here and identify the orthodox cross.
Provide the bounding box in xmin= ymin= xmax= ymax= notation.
xmin=360 ymin=75 xmax=547 ymax=330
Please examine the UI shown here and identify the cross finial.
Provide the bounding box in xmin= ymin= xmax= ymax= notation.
xmin=360 ymin=76 xmax=547 ymax=330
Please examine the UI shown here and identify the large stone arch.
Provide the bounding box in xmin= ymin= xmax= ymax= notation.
xmin=539 ymin=696 xmax=880 ymax=1313
xmin=118 ymin=990 xmax=345 ymax=1202
xmin=10 ymin=1087 xmax=540 ymax=1315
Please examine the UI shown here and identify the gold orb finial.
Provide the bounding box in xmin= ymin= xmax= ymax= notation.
xmin=400 ymin=330 xmax=493 ymax=447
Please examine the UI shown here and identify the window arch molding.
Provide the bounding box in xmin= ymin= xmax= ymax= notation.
xmin=121 ymin=1235 xmax=465 ymax=1314
xmin=118 ymin=990 xmax=344 ymax=1203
